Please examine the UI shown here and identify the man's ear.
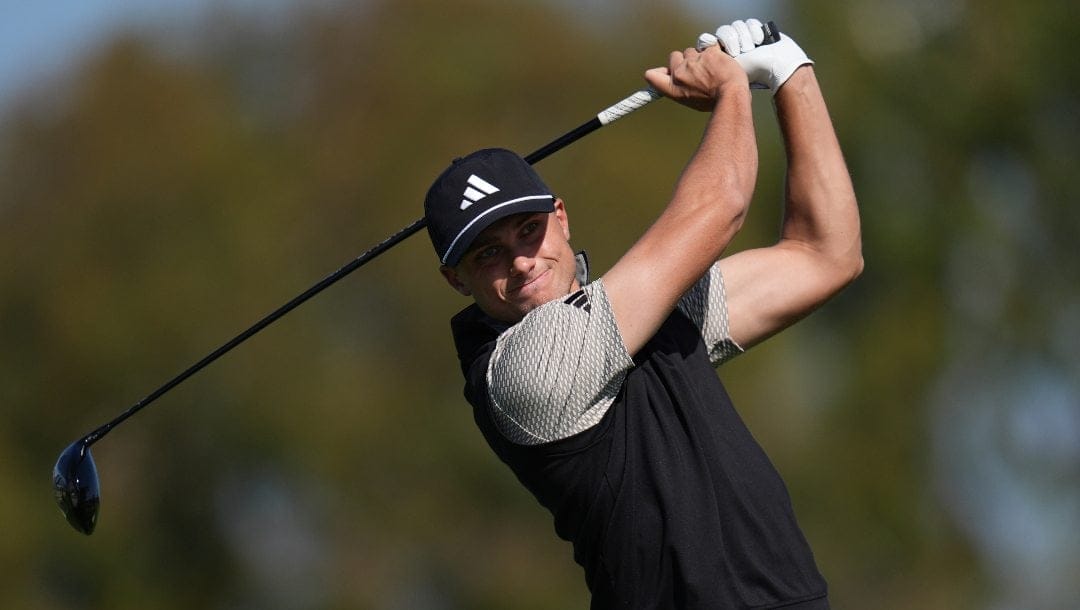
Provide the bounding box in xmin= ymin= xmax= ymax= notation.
xmin=553 ymin=198 xmax=571 ymax=241
xmin=440 ymin=265 xmax=472 ymax=296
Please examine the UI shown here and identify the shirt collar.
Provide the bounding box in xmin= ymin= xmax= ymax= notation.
xmin=575 ymin=250 xmax=590 ymax=286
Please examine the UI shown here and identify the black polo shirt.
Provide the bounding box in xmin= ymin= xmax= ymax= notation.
xmin=450 ymin=264 xmax=828 ymax=609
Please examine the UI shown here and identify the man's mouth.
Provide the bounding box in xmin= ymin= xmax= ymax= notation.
xmin=508 ymin=269 xmax=550 ymax=297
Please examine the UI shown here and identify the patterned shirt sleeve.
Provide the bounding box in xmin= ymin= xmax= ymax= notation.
xmin=486 ymin=279 xmax=634 ymax=446
xmin=676 ymin=262 xmax=745 ymax=366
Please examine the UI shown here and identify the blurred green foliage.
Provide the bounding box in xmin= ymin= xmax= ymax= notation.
xmin=2 ymin=1 xmax=1078 ymax=608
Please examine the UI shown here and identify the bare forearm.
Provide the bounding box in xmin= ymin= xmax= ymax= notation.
xmin=671 ymin=83 xmax=758 ymax=236
xmin=606 ymin=64 xmax=757 ymax=354
xmin=775 ymin=67 xmax=862 ymax=272
xmin=631 ymin=82 xmax=756 ymax=289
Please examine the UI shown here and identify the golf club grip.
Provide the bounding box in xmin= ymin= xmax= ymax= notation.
xmin=597 ymin=89 xmax=663 ymax=126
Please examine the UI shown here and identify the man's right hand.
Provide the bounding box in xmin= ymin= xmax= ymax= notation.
xmin=644 ymin=45 xmax=750 ymax=112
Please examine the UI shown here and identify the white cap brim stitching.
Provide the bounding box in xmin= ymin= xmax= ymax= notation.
xmin=440 ymin=194 xmax=554 ymax=265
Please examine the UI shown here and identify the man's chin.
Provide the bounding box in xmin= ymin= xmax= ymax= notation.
xmin=489 ymin=298 xmax=545 ymax=324
xmin=485 ymin=284 xmax=571 ymax=323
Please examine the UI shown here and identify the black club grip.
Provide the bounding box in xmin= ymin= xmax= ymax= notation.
xmin=762 ymin=21 xmax=782 ymax=44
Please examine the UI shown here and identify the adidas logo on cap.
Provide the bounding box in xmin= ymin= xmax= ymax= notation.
xmin=460 ymin=174 xmax=500 ymax=210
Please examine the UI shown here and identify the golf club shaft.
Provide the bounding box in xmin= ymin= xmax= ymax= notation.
xmin=80 ymin=86 xmax=664 ymax=447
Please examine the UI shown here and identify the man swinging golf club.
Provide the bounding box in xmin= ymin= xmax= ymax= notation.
xmin=424 ymin=18 xmax=861 ymax=609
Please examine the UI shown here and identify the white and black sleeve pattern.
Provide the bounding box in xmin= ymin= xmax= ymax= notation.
xmin=486 ymin=280 xmax=634 ymax=446
xmin=677 ymin=262 xmax=745 ymax=366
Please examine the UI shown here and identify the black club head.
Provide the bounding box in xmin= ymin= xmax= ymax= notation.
xmin=52 ymin=439 xmax=101 ymax=535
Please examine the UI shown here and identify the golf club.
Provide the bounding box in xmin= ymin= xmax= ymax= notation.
xmin=52 ymin=21 xmax=782 ymax=535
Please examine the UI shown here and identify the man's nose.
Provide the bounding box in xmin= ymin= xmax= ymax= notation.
xmin=509 ymin=251 xmax=535 ymax=276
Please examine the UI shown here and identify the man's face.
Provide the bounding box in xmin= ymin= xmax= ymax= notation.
xmin=441 ymin=199 xmax=580 ymax=323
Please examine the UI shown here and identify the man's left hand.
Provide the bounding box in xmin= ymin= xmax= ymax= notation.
xmin=696 ymin=18 xmax=813 ymax=94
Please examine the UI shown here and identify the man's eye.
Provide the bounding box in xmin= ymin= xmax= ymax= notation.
xmin=476 ymin=246 xmax=499 ymax=260
xmin=522 ymin=221 xmax=540 ymax=236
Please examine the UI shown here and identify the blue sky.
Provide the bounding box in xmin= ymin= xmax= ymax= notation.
xmin=1 ymin=0 xmax=200 ymax=107
xmin=0 ymin=0 xmax=295 ymax=108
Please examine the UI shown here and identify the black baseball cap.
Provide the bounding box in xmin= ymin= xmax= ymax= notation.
xmin=424 ymin=148 xmax=555 ymax=267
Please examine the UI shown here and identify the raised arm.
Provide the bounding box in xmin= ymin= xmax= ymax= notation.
xmin=600 ymin=46 xmax=758 ymax=355
xmin=720 ymin=63 xmax=863 ymax=348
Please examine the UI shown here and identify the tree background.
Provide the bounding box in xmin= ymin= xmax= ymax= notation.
xmin=2 ymin=1 xmax=1078 ymax=608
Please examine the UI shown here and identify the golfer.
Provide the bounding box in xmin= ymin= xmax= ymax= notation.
xmin=424 ymin=19 xmax=860 ymax=609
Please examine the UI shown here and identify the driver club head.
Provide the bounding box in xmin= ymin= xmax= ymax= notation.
xmin=52 ymin=439 xmax=101 ymax=535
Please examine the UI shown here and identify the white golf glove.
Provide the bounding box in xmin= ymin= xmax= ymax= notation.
xmin=696 ymin=19 xmax=812 ymax=93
